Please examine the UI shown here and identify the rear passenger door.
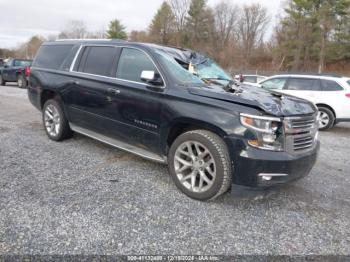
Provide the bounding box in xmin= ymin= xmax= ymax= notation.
xmin=64 ymin=45 xmax=121 ymax=133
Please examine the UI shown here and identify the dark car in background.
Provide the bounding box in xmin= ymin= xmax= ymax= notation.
xmin=28 ymin=40 xmax=320 ymax=201
xmin=0 ymin=58 xmax=32 ymax=88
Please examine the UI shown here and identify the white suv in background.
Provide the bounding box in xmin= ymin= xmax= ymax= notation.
xmin=256 ymin=74 xmax=350 ymax=130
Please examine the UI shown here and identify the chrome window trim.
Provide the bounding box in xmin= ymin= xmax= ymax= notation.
xmin=69 ymin=44 xmax=166 ymax=89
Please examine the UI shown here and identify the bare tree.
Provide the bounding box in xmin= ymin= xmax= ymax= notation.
xmin=238 ymin=3 xmax=270 ymax=65
xmin=168 ymin=0 xmax=190 ymax=45
xmin=59 ymin=20 xmax=87 ymax=39
xmin=214 ymin=0 xmax=239 ymax=49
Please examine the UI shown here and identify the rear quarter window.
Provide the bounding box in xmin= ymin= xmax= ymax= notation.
xmin=321 ymin=80 xmax=343 ymax=91
xmin=33 ymin=45 xmax=74 ymax=70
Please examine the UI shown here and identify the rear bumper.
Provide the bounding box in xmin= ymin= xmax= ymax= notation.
xmin=226 ymin=138 xmax=320 ymax=188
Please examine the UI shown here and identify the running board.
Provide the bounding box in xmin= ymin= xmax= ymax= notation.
xmin=70 ymin=123 xmax=167 ymax=164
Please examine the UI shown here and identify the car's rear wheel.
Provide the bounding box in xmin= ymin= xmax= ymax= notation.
xmin=17 ymin=74 xmax=27 ymax=88
xmin=317 ymin=106 xmax=335 ymax=131
xmin=168 ymin=130 xmax=232 ymax=201
xmin=0 ymin=75 xmax=5 ymax=86
xmin=42 ymin=99 xmax=72 ymax=141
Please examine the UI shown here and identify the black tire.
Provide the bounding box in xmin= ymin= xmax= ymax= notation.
xmin=42 ymin=99 xmax=73 ymax=141
xmin=17 ymin=74 xmax=27 ymax=88
xmin=317 ymin=106 xmax=335 ymax=131
xmin=0 ymin=74 xmax=5 ymax=86
xmin=168 ymin=130 xmax=232 ymax=201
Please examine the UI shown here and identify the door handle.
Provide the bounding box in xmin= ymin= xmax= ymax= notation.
xmin=107 ymin=88 xmax=121 ymax=95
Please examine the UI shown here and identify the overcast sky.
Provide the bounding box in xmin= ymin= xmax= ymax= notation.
xmin=0 ymin=0 xmax=283 ymax=49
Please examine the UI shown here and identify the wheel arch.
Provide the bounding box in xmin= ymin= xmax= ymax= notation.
xmin=316 ymin=103 xmax=336 ymax=118
xmin=162 ymin=118 xmax=228 ymax=155
xmin=40 ymin=89 xmax=61 ymax=110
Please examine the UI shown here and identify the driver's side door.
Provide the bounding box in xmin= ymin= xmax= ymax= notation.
xmin=108 ymin=47 xmax=165 ymax=154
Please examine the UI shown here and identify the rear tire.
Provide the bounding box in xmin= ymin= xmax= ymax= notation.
xmin=317 ymin=106 xmax=335 ymax=131
xmin=42 ymin=99 xmax=72 ymax=141
xmin=168 ymin=130 xmax=232 ymax=201
xmin=0 ymin=74 xmax=5 ymax=86
xmin=17 ymin=74 xmax=27 ymax=88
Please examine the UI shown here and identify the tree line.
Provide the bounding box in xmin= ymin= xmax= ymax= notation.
xmin=1 ymin=0 xmax=350 ymax=75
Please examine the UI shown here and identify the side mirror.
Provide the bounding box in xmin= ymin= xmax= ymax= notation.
xmin=140 ymin=70 xmax=164 ymax=87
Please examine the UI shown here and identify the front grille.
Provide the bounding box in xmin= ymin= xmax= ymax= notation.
xmin=293 ymin=136 xmax=314 ymax=151
xmin=290 ymin=118 xmax=316 ymax=129
xmin=284 ymin=115 xmax=318 ymax=153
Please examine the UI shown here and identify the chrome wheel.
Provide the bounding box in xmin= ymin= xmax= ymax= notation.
xmin=318 ymin=111 xmax=330 ymax=129
xmin=174 ymin=141 xmax=216 ymax=193
xmin=44 ymin=104 xmax=61 ymax=137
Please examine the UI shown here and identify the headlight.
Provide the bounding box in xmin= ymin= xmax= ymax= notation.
xmin=240 ymin=113 xmax=284 ymax=151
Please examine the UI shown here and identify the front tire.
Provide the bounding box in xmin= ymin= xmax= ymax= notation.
xmin=168 ymin=130 xmax=232 ymax=201
xmin=42 ymin=99 xmax=72 ymax=141
xmin=317 ymin=106 xmax=335 ymax=131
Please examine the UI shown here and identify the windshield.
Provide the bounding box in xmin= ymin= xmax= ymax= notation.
xmin=155 ymin=50 xmax=204 ymax=86
xmin=195 ymin=59 xmax=232 ymax=82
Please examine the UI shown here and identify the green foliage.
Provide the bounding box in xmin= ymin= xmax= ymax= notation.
xmin=274 ymin=0 xmax=350 ymax=71
xmin=185 ymin=0 xmax=215 ymax=47
xmin=106 ymin=19 xmax=127 ymax=40
xmin=149 ymin=2 xmax=175 ymax=44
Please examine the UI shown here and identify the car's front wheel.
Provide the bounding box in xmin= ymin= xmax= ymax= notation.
xmin=42 ymin=99 xmax=72 ymax=141
xmin=317 ymin=106 xmax=335 ymax=131
xmin=168 ymin=130 xmax=232 ymax=201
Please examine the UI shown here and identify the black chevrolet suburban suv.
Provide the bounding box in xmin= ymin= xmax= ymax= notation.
xmin=28 ymin=40 xmax=320 ymax=201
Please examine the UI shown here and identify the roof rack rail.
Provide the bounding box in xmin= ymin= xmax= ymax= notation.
xmin=275 ymin=72 xmax=342 ymax=78
xmin=55 ymin=39 xmax=126 ymax=42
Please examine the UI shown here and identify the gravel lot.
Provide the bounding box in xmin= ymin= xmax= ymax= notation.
xmin=0 ymin=84 xmax=349 ymax=256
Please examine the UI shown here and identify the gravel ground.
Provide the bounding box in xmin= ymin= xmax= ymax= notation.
xmin=0 ymin=84 xmax=349 ymax=256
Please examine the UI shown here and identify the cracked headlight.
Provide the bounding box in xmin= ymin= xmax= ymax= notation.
xmin=240 ymin=113 xmax=284 ymax=151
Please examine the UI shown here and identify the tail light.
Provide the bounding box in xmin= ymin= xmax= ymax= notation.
xmin=346 ymin=94 xmax=350 ymax=99
xmin=24 ymin=67 xmax=30 ymax=77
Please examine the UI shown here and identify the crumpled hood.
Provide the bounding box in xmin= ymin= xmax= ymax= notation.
xmin=188 ymin=83 xmax=316 ymax=117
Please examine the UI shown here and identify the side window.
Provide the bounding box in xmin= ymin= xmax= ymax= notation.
xmin=261 ymin=78 xmax=287 ymax=90
xmin=116 ymin=48 xmax=158 ymax=83
xmin=33 ymin=45 xmax=74 ymax=70
xmin=79 ymin=46 xmax=117 ymax=77
xmin=285 ymin=78 xmax=321 ymax=91
xmin=244 ymin=76 xmax=257 ymax=83
xmin=321 ymin=80 xmax=343 ymax=91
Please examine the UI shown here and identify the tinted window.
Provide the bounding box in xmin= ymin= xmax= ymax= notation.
xmin=244 ymin=76 xmax=257 ymax=83
xmin=261 ymin=78 xmax=287 ymax=90
xmin=321 ymin=80 xmax=343 ymax=91
xmin=285 ymin=78 xmax=321 ymax=91
xmin=33 ymin=45 xmax=73 ymax=70
xmin=116 ymin=48 xmax=158 ymax=83
xmin=79 ymin=46 xmax=117 ymax=76
xmin=14 ymin=60 xmax=32 ymax=67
